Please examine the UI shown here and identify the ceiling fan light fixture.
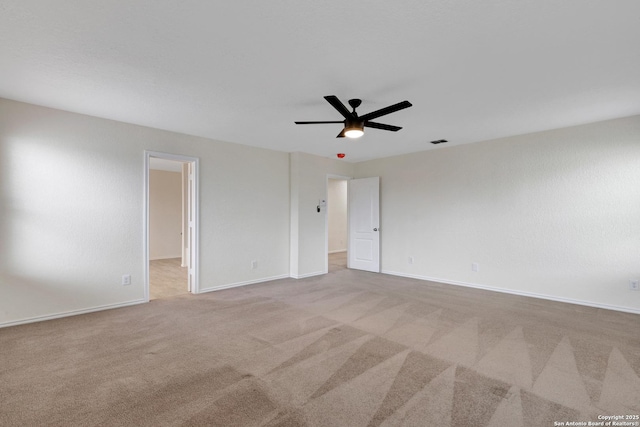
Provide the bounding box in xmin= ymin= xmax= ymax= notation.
xmin=345 ymin=129 xmax=364 ymax=138
xmin=294 ymin=95 xmax=412 ymax=139
xmin=344 ymin=122 xmax=364 ymax=138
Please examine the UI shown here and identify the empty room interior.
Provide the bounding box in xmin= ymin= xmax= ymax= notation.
xmin=1 ymin=2 xmax=639 ymax=426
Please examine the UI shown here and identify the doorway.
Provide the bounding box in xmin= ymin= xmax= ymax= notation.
xmin=326 ymin=175 xmax=350 ymax=273
xmin=144 ymin=151 xmax=199 ymax=302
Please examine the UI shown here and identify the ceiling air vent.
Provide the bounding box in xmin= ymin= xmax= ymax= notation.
xmin=430 ymin=139 xmax=448 ymax=144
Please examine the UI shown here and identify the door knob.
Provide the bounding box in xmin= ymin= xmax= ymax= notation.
xmin=373 ymin=228 xmax=378 ymax=231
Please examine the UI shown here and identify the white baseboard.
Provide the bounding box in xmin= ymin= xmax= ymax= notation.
xmin=381 ymin=270 xmax=640 ymax=315
xmin=328 ymin=249 xmax=347 ymax=254
xmin=290 ymin=271 xmax=325 ymax=279
xmin=0 ymin=299 xmax=147 ymax=329
xmin=199 ymin=274 xmax=290 ymax=293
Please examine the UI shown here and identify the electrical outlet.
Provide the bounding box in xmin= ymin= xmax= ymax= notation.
xmin=472 ymin=263 xmax=479 ymax=272
xmin=251 ymin=260 xmax=258 ymax=269
xmin=408 ymin=256 xmax=414 ymax=265
xmin=630 ymin=280 xmax=639 ymax=291
xmin=122 ymin=274 xmax=131 ymax=286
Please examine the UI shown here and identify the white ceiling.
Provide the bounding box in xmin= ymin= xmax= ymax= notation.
xmin=1 ymin=1 xmax=639 ymax=162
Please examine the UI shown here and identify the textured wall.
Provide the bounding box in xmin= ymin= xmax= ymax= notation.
xmin=2 ymin=96 xmax=638 ymax=326
xmin=289 ymin=153 xmax=353 ymax=277
xmin=355 ymin=115 xmax=640 ymax=312
xmin=0 ymin=98 xmax=290 ymax=326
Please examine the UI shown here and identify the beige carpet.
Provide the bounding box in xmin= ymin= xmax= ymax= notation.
xmin=150 ymin=257 xmax=189 ymax=300
xmin=1 ymin=260 xmax=639 ymax=426
xmin=328 ymin=251 xmax=347 ymax=273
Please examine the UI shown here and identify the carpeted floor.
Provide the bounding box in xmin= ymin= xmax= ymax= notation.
xmin=328 ymin=251 xmax=347 ymax=273
xmin=150 ymin=257 xmax=188 ymax=300
xmin=1 ymin=260 xmax=639 ymax=426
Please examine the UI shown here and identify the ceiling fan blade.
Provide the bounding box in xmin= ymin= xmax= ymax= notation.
xmin=364 ymin=121 xmax=402 ymax=132
xmin=336 ymin=128 xmax=346 ymax=138
xmin=359 ymin=100 xmax=412 ymax=121
xmin=324 ymin=95 xmax=354 ymax=120
xmin=295 ymin=121 xmax=344 ymax=124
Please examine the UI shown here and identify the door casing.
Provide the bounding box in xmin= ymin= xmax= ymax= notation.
xmin=144 ymin=151 xmax=199 ymax=301
xmin=325 ymin=174 xmax=352 ymax=273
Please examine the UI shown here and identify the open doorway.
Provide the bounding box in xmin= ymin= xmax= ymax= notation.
xmin=326 ymin=175 xmax=350 ymax=273
xmin=144 ymin=151 xmax=199 ymax=301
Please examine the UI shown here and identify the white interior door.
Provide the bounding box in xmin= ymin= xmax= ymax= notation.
xmin=348 ymin=177 xmax=380 ymax=272
xmin=187 ymin=162 xmax=194 ymax=292
xmin=181 ymin=163 xmax=189 ymax=268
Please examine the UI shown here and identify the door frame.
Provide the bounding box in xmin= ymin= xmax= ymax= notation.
xmin=144 ymin=151 xmax=200 ymax=301
xmin=325 ymin=174 xmax=352 ymax=274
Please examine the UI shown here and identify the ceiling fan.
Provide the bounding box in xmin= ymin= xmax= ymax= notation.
xmin=295 ymin=95 xmax=412 ymax=138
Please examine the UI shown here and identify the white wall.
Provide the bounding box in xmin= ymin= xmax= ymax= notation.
xmin=327 ymin=179 xmax=347 ymax=253
xmin=290 ymin=152 xmax=354 ymax=278
xmin=0 ymin=98 xmax=290 ymax=326
xmin=149 ymin=169 xmax=182 ymax=260
xmin=1 ymin=97 xmax=638 ymax=326
xmin=355 ymin=115 xmax=640 ymax=312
